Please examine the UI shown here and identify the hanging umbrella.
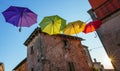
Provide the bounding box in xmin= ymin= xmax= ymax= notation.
xmin=63 ymin=20 xmax=86 ymax=35
xmin=39 ymin=15 xmax=66 ymax=35
xmin=83 ymin=20 xmax=102 ymax=34
xmin=2 ymin=6 xmax=37 ymax=32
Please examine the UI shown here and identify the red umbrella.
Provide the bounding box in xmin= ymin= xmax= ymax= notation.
xmin=83 ymin=20 xmax=102 ymax=34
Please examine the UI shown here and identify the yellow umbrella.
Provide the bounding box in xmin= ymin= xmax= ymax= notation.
xmin=63 ymin=20 xmax=86 ymax=35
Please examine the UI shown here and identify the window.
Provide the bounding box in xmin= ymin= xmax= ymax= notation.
xmin=93 ymin=12 xmax=97 ymax=19
xmin=118 ymin=0 xmax=120 ymax=4
xmin=67 ymin=62 xmax=75 ymax=71
xmin=63 ymin=40 xmax=67 ymax=47
xmin=31 ymin=68 xmax=34 ymax=71
xmin=117 ymin=43 xmax=120 ymax=46
xmin=31 ymin=46 xmax=34 ymax=55
xmin=100 ymin=68 xmax=103 ymax=71
xmin=63 ymin=40 xmax=69 ymax=49
xmin=38 ymin=58 xmax=40 ymax=62
xmin=18 ymin=68 xmax=21 ymax=71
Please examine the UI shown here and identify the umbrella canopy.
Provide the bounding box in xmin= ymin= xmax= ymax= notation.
xmin=83 ymin=20 xmax=102 ymax=34
xmin=63 ymin=20 xmax=86 ymax=35
xmin=39 ymin=15 xmax=66 ymax=35
xmin=2 ymin=6 xmax=37 ymax=31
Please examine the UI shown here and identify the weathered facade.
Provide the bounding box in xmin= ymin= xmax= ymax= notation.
xmin=0 ymin=62 xmax=4 ymax=71
xmin=82 ymin=45 xmax=93 ymax=68
xmin=88 ymin=0 xmax=120 ymax=71
xmin=93 ymin=59 xmax=105 ymax=71
xmin=105 ymin=69 xmax=115 ymax=71
xmin=24 ymin=27 xmax=91 ymax=71
xmin=96 ymin=10 xmax=120 ymax=71
xmin=12 ymin=58 xmax=27 ymax=71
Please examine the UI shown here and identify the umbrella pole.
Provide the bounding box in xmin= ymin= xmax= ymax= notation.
xmin=19 ymin=27 xmax=21 ymax=32
xmin=94 ymin=31 xmax=98 ymax=38
xmin=19 ymin=13 xmax=23 ymax=32
xmin=75 ymin=31 xmax=78 ymax=36
xmin=19 ymin=12 xmax=23 ymax=32
xmin=19 ymin=18 xmax=22 ymax=32
xmin=53 ymin=20 xmax=54 ymax=34
xmin=53 ymin=26 xmax=54 ymax=35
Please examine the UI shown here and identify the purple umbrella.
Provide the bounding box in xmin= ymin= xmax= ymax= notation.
xmin=2 ymin=6 xmax=37 ymax=32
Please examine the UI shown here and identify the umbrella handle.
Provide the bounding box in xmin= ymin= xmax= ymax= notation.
xmin=19 ymin=27 xmax=21 ymax=32
xmin=94 ymin=32 xmax=97 ymax=38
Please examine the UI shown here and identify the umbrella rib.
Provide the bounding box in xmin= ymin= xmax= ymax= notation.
xmin=72 ymin=24 xmax=78 ymax=36
xmin=19 ymin=12 xmax=23 ymax=32
xmin=49 ymin=18 xmax=54 ymax=34
xmin=24 ymin=15 xmax=30 ymax=26
xmin=5 ymin=14 xmax=16 ymax=21
xmin=22 ymin=12 xmax=32 ymax=27
xmin=5 ymin=14 xmax=20 ymax=26
xmin=26 ymin=13 xmax=37 ymax=24
xmin=19 ymin=16 xmax=22 ymax=32
xmin=54 ymin=21 xmax=61 ymax=34
xmin=52 ymin=24 xmax=55 ymax=34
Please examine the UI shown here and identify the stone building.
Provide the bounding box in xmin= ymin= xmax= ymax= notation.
xmin=105 ymin=69 xmax=115 ymax=71
xmin=88 ymin=0 xmax=120 ymax=71
xmin=93 ymin=59 xmax=105 ymax=71
xmin=82 ymin=45 xmax=93 ymax=68
xmin=12 ymin=58 xmax=27 ymax=71
xmin=0 ymin=62 xmax=4 ymax=71
xmin=24 ymin=27 xmax=91 ymax=71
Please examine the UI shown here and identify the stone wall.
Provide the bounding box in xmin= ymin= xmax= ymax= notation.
xmin=97 ymin=11 xmax=120 ymax=71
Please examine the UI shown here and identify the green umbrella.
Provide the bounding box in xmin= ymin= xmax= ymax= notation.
xmin=39 ymin=15 xmax=66 ymax=35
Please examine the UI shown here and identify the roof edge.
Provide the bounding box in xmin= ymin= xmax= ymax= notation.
xmin=13 ymin=58 xmax=27 ymax=70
